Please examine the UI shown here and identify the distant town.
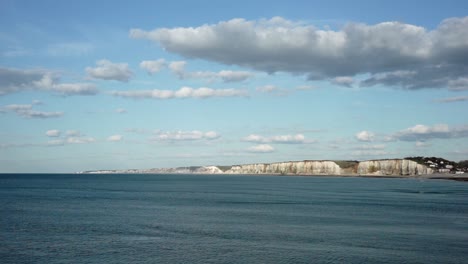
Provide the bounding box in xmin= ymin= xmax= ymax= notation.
xmin=405 ymin=157 xmax=467 ymax=174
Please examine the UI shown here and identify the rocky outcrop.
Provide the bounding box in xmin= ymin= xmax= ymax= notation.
xmin=357 ymin=159 xmax=433 ymax=176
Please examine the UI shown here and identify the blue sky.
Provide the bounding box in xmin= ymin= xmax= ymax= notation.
xmin=1 ymin=0 xmax=468 ymax=172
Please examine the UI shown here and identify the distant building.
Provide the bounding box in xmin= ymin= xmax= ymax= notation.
xmin=446 ymin=164 xmax=453 ymax=169
xmin=439 ymin=168 xmax=450 ymax=173
xmin=455 ymin=171 xmax=465 ymax=174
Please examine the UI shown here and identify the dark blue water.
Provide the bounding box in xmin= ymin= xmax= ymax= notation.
xmin=1 ymin=174 xmax=467 ymax=263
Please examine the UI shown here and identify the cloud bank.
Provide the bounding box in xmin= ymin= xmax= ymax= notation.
xmin=3 ymin=104 xmax=63 ymax=119
xmin=111 ymin=86 xmax=248 ymax=99
xmin=391 ymin=124 xmax=468 ymax=142
xmin=131 ymin=16 xmax=468 ymax=90
xmin=0 ymin=67 xmax=98 ymax=96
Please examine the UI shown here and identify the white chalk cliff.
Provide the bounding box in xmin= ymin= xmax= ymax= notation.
xmin=224 ymin=159 xmax=432 ymax=176
xmin=82 ymin=159 xmax=434 ymax=176
xmin=225 ymin=161 xmax=342 ymax=175
xmin=357 ymin=159 xmax=433 ymax=176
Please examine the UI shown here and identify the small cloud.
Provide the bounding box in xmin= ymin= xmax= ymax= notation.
xmin=107 ymin=135 xmax=123 ymax=142
xmin=46 ymin=129 xmax=96 ymax=147
xmin=256 ymin=85 xmax=291 ymax=96
xmin=151 ymin=130 xmax=221 ymax=142
xmin=242 ymin=133 xmax=310 ymax=144
xmin=355 ymin=131 xmax=375 ymax=142
xmin=168 ymin=61 xmax=187 ymax=79
xmin=247 ymin=144 xmax=275 ymax=153
xmin=65 ymin=130 xmax=81 ymax=137
xmin=0 ymin=67 xmax=98 ymax=96
xmin=167 ymin=60 xmax=253 ymax=82
xmin=66 ymin=137 xmax=96 ymax=144
xmin=331 ymin=76 xmax=354 ymax=87
xmin=46 ymin=129 xmax=60 ymax=137
xmin=115 ymin=108 xmax=127 ymax=114
xmin=217 ymin=70 xmax=253 ymax=82
xmin=296 ymin=85 xmax=317 ymax=91
xmin=86 ymin=59 xmax=132 ymax=82
xmin=140 ymin=59 xmax=167 ymax=75
xmin=50 ymin=83 xmax=98 ymax=96
xmin=111 ymin=86 xmax=248 ymax=99
xmin=436 ymin=95 xmax=468 ymax=103
xmin=3 ymin=103 xmax=63 ymax=119
xmin=415 ymin=141 xmax=431 ymax=148
xmin=47 ymin=139 xmax=65 ymax=146
xmin=256 ymin=85 xmax=279 ymax=93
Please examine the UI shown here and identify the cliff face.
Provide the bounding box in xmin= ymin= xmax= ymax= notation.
xmin=224 ymin=159 xmax=432 ymax=176
xmin=82 ymin=159 xmax=433 ymax=176
xmin=226 ymin=161 xmax=341 ymax=175
xmin=357 ymin=159 xmax=433 ymax=176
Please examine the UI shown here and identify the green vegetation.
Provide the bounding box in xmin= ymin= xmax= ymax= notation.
xmin=216 ymin=166 xmax=233 ymax=172
xmin=369 ymin=165 xmax=378 ymax=173
xmin=334 ymin=160 xmax=359 ymax=169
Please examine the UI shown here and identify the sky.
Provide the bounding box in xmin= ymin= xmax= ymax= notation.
xmin=1 ymin=0 xmax=468 ymax=173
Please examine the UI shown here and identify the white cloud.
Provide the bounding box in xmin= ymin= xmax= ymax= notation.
xmin=448 ymin=78 xmax=468 ymax=91
xmin=66 ymin=137 xmax=96 ymax=144
xmin=140 ymin=59 xmax=167 ymax=75
xmin=242 ymin=133 xmax=310 ymax=144
xmin=107 ymin=135 xmax=123 ymax=142
xmin=3 ymin=104 xmax=63 ymax=119
xmin=256 ymin=85 xmax=279 ymax=93
xmin=436 ymin=95 xmax=468 ymax=103
xmin=50 ymin=83 xmax=98 ymax=96
xmin=355 ymin=131 xmax=375 ymax=142
xmin=331 ymin=76 xmax=354 ymax=87
xmin=111 ymin=86 xmax=248 ymax=99
xmin=131 ymin=16 xmax=468 ymax=90
xmin=65 ymin=130 xmax=81 ymax=137
xmin=391 ymin=124 xmax=468 ymax=141
xmin=151 ymin=130 xmax=221 ymax=141
xmin=0 ymin=67 xmax=98 ymax=96
xmin=168 ymin=61 xmax=186 ymax=79
xmin=217 ymin=70 xmax=253 ymax=82
xmin=415 ymin=141 xmax=432 ymax=148
xmin=115 ymin=108 xmax=127 ymax=114
xmin=168 ymin=60 xmax=253 ymax=82
xmin=256 ymin=85 xmax=292 ymax=96
xmin=47 ymin=139 xmax=65 ymax=146
xmin=46 ymin=130 xmax=60 ymax=137
xmin=86 ymin=59 xmax=132 ymax=82
xmin=247 ymin=144 xmax=275 ymax=153
xmin=46 ymin=129 xmax=96 ymax=147
xmin=296 ymin=85 xmax=317 ymax=91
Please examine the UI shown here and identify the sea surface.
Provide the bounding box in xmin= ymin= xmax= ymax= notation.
xmin=1 ymin=174 xmax=467 ymax=264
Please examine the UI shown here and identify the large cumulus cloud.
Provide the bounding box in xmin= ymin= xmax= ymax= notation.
xmin=130 ymin=16 xmax=468 ymax=90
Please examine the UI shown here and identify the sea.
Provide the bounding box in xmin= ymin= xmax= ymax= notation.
xmin=1 ymin=174 xmax=467 ymax=264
